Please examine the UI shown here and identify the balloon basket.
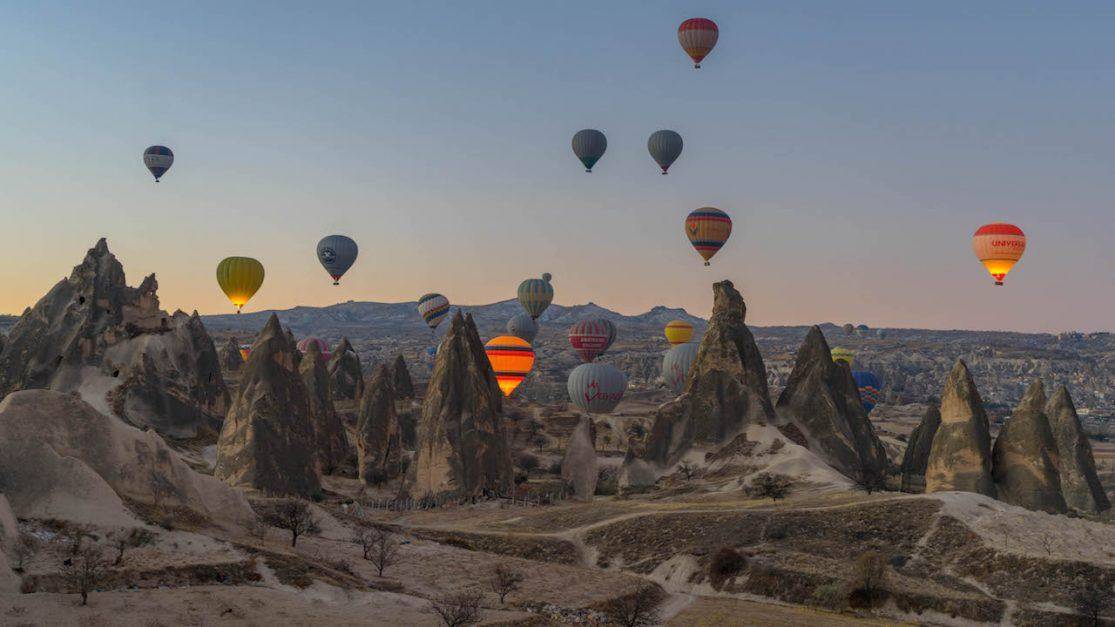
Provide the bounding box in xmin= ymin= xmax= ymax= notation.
xmin=704 ymin=261 xmax=710 ymax=267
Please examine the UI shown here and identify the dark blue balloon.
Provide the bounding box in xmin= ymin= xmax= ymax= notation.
xmin=852 ymin=371 xmax=882 ymax=413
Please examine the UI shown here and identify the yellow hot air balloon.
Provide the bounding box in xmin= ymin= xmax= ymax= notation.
xmin=831 ymin=347 xmax=855 ymax=367
xmin=484 ymin=335 xmax=535 ymax=397
xmin=216 ymin=257 xmax=264 ymax=313
xmin=664 ymin=320 xmax=694 ymax=346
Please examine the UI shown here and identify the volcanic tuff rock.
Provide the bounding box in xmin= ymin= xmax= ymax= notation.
xmin=0 ymin=239 xmax=228 ymax=438
xmin=327 ymin=337 xmax=364 ymax=403
xmin=639 ymin=281 xmax=775 ymax=470
xmin=991 ymin=381 xmax=1067 ymax=514
xmin=357 ymin=365 xmax=403 ymax=485
xmin=406 ymin=311 xmax=513 ymax=498
xmin=299 ymin=341 xmax=349 ymax=474
xmin=393 ymin=353 xmax=415 ymax=399
xmin=1046 ymin=386 xmax=1110 ymax=513
xmin=901 ymin=403 xmax=941 ymax=493
xmin=774 ymin=326 xmax=888 ymax=485
xmin=925 ymin=360 xmax=996 ymax=497
xmin=0 ymin=390 xmax=253 ymax=528
xmin=221 ymin=336 xmax=244 ymax=372
xmin=561 ymin=415 xmax=599 ymax=501
xmin=215 ymin=314 xmax=321 ymax=498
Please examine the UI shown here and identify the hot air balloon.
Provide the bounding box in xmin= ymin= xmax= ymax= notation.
xmin=568 ymin=319 xmax=616 ymax=363
xmin=852 ymin=371 xmax=882 ymax=413
xmin=316 ymin=235 xmax=358 ymax=285
xmin=517 ymin=274 xmax=554 ymax=320
xmin=648 ymin=130 xmax=683 ymax=174
xmin=143 ymin=145 xmax=174 ymax=182
xmin=843 ymin=323 xmax=855 ymax=335
xmin=216 ymin=257 xmax=264 ymax=313
xmin=678 ymin=18 xmax=719 ymax=68
xmin=296 ymin=337 xmax=331 ymax=362
xmin=972 ymin=223 xmax=1026 ymax=286
xmin=507 ymin=312 xmax=539 ymax=344
xmin=664 ymin=320 xmax=694 ymax=345
xmin=417 ymin=293 xmax=451 ymax=330
xmin=662 ymin=343 xmax=699 ymax=394
xmin=484 ymin=336 xmax=535 ymax=397
xmin=239 ymin=344 xmax=251 ymax=361
xmin=685 ymin=207 xmax=732 ymax=266
xmin=568 ymin=362 xmax=627 ymax=413
xmin=831 ymin=347 xmax=855 ymax=367
xmin=572 ymin=129 xmax=607 ymax=172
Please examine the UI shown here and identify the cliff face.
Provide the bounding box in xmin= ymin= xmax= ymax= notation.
xmin=299 ymin=341 xmax=349 ymax=474
xmin=991 ymin=381 xmax=1067 ymax=514
xmin=925 ymin=360 xmax=996 ymax=497
xmin=356 ymin=365 xmax=403 ymax=485
xmin=1046 ymin=386 xmax=1110 ymax=513
xmin=900 ymin=404 xmax=941 ymax=493
xmin=327 ymin=337 xmax=364 ymax=403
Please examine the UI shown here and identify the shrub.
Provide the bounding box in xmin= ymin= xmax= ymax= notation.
xmin=1073 ymin=582 xmax=1114 ymax=627
xmin=547 ymin=461 xmax=563 ymax=475
xmin=849 ymin=550 xmax=887 ymax=607
xmin=516 ymin=453 xmax=540 ymax=472
xmin=811 ymin=582 xmax=848 ymax=611
xmin=602 ymin=586 xmax=664 ymax=627
xmin=708 ymin=547 xmax=746 ymax=591
xmin=428 ymin=590 xmax=483 ymax=626
xmin=745 ymin=473 xmax=792 ymax=501
xmin=110 ymin=528 xmax=157 ymax=565
xmin=595 ymin=468 xmax=618 ymax=496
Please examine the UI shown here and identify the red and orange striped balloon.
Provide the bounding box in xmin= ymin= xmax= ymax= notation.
xmin=678 ymin=18 xmax=719 ymax=68
xmin=484 ymin=336 xmax=535 ymax=397
xmin=972 ymin=223 xmax=1026 ymax=286
xmin=685 ymin=207 xmax=732 ymax=266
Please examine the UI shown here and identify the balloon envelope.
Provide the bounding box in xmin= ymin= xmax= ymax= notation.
xmin=572 ymin=129 xmax=607 ymax=172
xmin=296 ymin=337 xmax=331 ymax=362
xmin=853 ymin=371 xmax=882 ymax=413
xmin=568 ymin=318 xmax=616 ymax=363
xmin=972 ymin=223 xmax=1026 ymax=286
xmin=685 ymin=207 xmax=732 ymax=266
xmin=143 ymin=145 xmax=174 ymax=181
xmin=507 ymin=312 xmax=539 ymax=344
xmin=417 ymin=293 xmax=451 ymax=330
xmin=517 ymin=274 xmax=554 ymax=320
xmin=831 ymin=347 xmax=855 ymax=367
xmin=238 ymin=344 xmax=251 ymax=361
xmin=678 ymin=17 xmax=719 ymax=68
xmin=648 ymin=130 xmax=683 ymax=174
xmin=664 ymin=320 xmax=694 ymax=346
xmin=484 ymin=336 xmax=535 ymax=397
xmin=216 ymin=257 xmax=264 ymax=313
xmin=662 ymin=343 xmax=699 ymax=394
xmin=567 ymin=362 xmax=627 ymax=414
xmin=316 ymin=235 xmax=358 ymax=285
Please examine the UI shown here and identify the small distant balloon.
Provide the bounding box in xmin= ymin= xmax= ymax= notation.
xmin=239 ymin=344 xmax=251 ymax=361
xmin=662 ymin=343 xmax=699 ymax=394
xmin=567 ymin=362 xmax=627 ymax=414
xmin=678 ymin=18 xmax=719 ymax=68
xmin=517 ymin=274 xmax=554 ymax=320
xmin=507 ymin=312 xmax=539 ymax=344
xmin=853 ymin=371 xmax=882 ymax=413
xmin=664 ymin=320 xmax=694 ymax=346
xmin=568 ymin=319 xmax=616 ymax=363
xmin=417 ymin=293 xmax=451 ymax=330
xmin=216 ymin=257 xmax=264 ymax=313
xmin=143 ymin=145 xmax=174 ymax=182
xmin=831 ymin=347 xmax=855 ymax=367
xmin=843 ymin=323 xmax=855 ymax=335
xmin=572 ymin=129 xmax=607 ymax=172
xmin=648 ymin=130 xmax=683 ymax=174
xmin=972 ymin=223 xmax=1026 ymax=286
xmin=685 ymin=207 xmax=732 ymax=266
xmin=316 ymin=235 xmax=358 ymax=285
xmin=296 ymin=337 xmax=331 ymax=362
xmin=484 ymin=336 xmax=535 ymax=397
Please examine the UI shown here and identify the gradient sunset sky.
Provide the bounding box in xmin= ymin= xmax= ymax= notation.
xmin=2 ymin=2 xmax=1115 ymax=332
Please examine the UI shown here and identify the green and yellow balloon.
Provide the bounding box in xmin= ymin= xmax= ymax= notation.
xmin=217 ymin=257 xmax=264 ymax=313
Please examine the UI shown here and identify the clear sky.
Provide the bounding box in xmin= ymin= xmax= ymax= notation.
xmin=2 ymin=2 xmax=1115 ymax=332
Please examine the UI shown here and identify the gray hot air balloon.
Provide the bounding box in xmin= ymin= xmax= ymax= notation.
xmin=571 ymin=129 xmax=607 ymax=172
xmin=567 ymin=362 xmax=627 ymax=414
xmin=662 ymin=343 xmax=699 ymax=394
xmin=507 ymin=312 xmax=539 ymax=344
xmin=647 ymin=130 xmax=683 ymax=174
xmin=316 ymin=235 xmax=358 ymax=285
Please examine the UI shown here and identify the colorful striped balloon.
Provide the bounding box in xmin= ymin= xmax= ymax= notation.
xmin=238 ymin=344 xmax=251 ymax=361
xmin=517 ymin=274 xmax=554 ymax=320
xmin=417 ymin=293 xmax=451 ymax=330
xmin=678 ymin=18 xmax=719 ymax=69
xmin=143 ymin=145 xmax=174 ymax=182
xmin=853 ymin=371 xmax=882 ymax=413
xmin=664 ymin=320 xmax=694 ymax=346
xmin=484 ymin=335 xmax=535 ymax=397
xmin=568 ymin=318 xmax=616 ymax=363
xmin=662 ymin=343 xmax=699 ymax=394
xmin=831 ymin=347 xmax=855 ymax=367
xmin=972 ymin=223 xmax=1026 ymax=286
xmin=567 ymin=362 xmax=627 ymax=414
xmin=685 ymin=207 xmax=732 ymax=266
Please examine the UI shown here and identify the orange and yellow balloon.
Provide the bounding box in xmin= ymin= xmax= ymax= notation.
xmin=664 ymin=320 xmax=694 ymax=346
xmin=972 ymin=223 xmax=1026 ymax=286
xmin=685 ymin=207 xmax=732 ymax=266
xmin=216 ymin=257 xmax=265 ymax=313
xmin=484 ymin=336 xmax=535 ymax=397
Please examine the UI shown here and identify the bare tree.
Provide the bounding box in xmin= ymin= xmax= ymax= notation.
xmin=745 ymin=473 xmax=792 ymax=501
xmin=109 ymin=528 xmax=157 ymax=566
xmin=428 ymin=590 xmax=483 ymax=626
xmin=852 ymin=550 xmax=887 ymax=603
xmin=602 ymin=586 xmax=664 ymax=627
xmin=265 ymin=499 xmax=320 ymax=547
xmin=1074 ymin=582 xmax=1114 ymax=627
xmin=60 ymin=525 xmax=88 ymax=556
xmin=489 ymin=563 xmax=524 ymax=605
xmin=361 ymin=527 xmax=400 ymax=576
xmin=62 ymin=543 xmax=107 ymax=606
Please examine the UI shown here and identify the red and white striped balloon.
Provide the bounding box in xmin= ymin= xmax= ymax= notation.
xmin=678 ymin=18 xmax=719 ymax=68
xmin=568 ymin=319 xmax=616 ymax=363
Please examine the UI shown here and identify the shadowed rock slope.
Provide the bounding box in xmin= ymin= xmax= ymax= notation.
xmin=901 ymin=403 xmax=940 ymax=493
xmin=393 ymin=353 xmax=415 ymax=399
xmin=991 ymin=381 xmax=1067 ymax=514
xmin=327 ymin=337 xmax=364 ymax=403
xmin=299 ymin=341 xmax=349 ymax=474
xmin=925 ymin=360 xmax=996 ymax=497
xmin=562 ymin=416 xmax=598 ymax=501
xmin=1046 ymin=385 xmax=1110 ymax=513
xmin=220 ymin=336 xmax=244 ymax=373
xmin=357 ymin=364 xmax=403 ymax=485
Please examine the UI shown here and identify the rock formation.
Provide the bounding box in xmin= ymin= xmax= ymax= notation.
xmin=0 ymin=390 xmax=253 ymax=529
xmin=299 ymin=341 xmax=349 ymax=474
xmin=561 ymin=415 xmax=598 ymax=500
xmin=924 ymin=360 xmax=997 ymax=497
xmin=900 ymin=403 xmax=941 ymax=493
xmin=215 ymin=314 xmax=321 ymax=498
xmin=221 ymin=336 xmax=244 ymax=373
xmin=327 ymin=337 xmax=364 ymax=403
xmin=1046 ymin=386 xmax=1110 ymax=513
xmin=406 ymin=311 xmax=513 ymax=498
xmin=356 ymin=365 xmax=403 ymax=484
xmin=393 ymin=353 xmax=415 ymax=399
xmin=774 ymin=326 xmax=888 ymax=485
xmin=990 ymin=381 xmax=1067 ymax=514
xmin=0 ymin=239 xmax=229 ymax=438
xmin=638 ymin=281 xmax=775 ymax=470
